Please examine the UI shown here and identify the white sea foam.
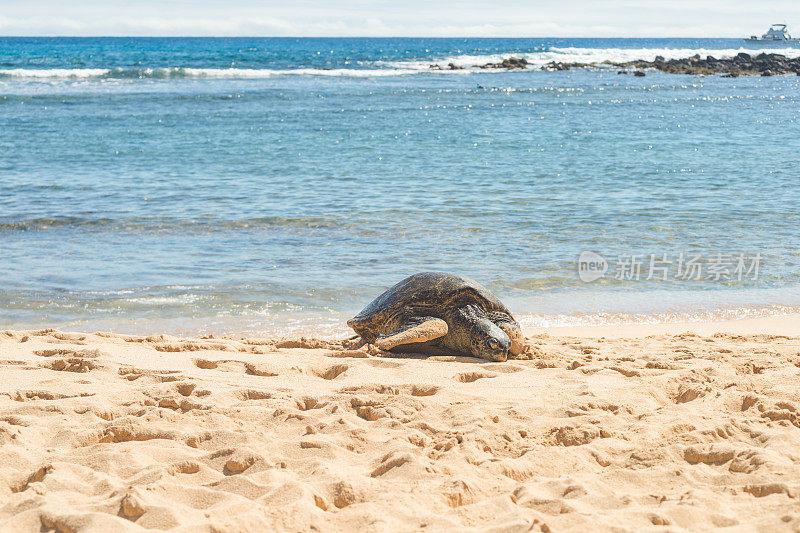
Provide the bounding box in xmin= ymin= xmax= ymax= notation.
xmin=548 ymin=46 xmax=800 ymax=64
xmin=126 ymin=294 xmax=201 ymax=305
xmin=517 ymin=304 xmax=798 ymax=329
xmin=0 ymin=68 xmax=113 ymax=78
xmin=2 ymin=47 xmax=798 ymax=80
xmin=390 ymin=46 xmax=800 ymax=70
xmin=179 ymin=67 xmax=426 ymax=78
xmin=0 ymin=66 xmax=431 ymax=79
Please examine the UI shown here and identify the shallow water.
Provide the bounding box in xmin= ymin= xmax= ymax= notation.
xmin=1 ymin=37 xmax=799 ymax=336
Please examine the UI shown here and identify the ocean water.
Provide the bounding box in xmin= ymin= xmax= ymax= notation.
xmin=1 ymin=37 xmax=799 ymax=337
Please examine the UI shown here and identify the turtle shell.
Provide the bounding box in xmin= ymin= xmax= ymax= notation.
xmin=348 ymin=272 xmax=513 ymax=332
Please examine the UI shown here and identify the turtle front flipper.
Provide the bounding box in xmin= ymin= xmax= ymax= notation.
xmin=375 ymin=317 xmax=448 ymax=351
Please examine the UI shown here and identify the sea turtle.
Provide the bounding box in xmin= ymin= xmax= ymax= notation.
xmin=348 ymin=272 xmax=525 ymax=361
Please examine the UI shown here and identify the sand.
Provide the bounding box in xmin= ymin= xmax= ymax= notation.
xmin=2 ymin=316 xmax=800 ymax=532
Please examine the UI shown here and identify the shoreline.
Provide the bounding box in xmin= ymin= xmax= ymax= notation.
xmin=6 ymin=310 xmax=800 ymax=342
xmin=524 ymin=311 xmax=800 ymax=338
xmin=5 ymin=304 xmax=799 ymax=341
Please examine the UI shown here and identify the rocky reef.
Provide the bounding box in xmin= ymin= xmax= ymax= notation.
xmin=617 ymin=53 xmax=800 ymax=76
xmin=430 ymin=53 xmax=800 ymax=76
xmin=481 ymin=57 xmax=529 ymax=69
xmin=430 ymin=57 xmax=529 ymax=70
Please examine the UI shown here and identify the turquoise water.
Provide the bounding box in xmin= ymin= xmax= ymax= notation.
xmin=1 ymin=38 xmax=799 ymax=336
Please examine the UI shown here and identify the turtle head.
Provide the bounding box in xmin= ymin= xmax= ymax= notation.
xmin=471 ymin=319 xmax=511 ymax=362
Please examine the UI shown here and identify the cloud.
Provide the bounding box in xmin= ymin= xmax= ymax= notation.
xmin=1 ymin=1 xmax=799 ymax=36
xmin=0 ymin=16 xmax=298 ymax=36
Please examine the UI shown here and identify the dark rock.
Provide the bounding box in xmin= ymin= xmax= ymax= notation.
xmin=617 ymin=70 xmax=628 ymax=74
xmin=480 ymin=57 xmax=528 ymax=69
xmin=502 ymin=57 xmax=528 ymax=69
xmin=654 ymin=55 xmax=665 ymax=62
xmin=542 ymin=61 xmax=571 ymax=71
xmin=612 ymin=51 xmax=799 ymax=76
xmin=721 ymin=72 xmax=739 ymax=78
xmin=447 ymin=62 xmax=463 ymax=70
xmin=634 ymin=70 xmax=646 ymax=77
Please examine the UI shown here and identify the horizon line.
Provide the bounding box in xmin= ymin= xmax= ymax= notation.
xmin=0 ymin=35 xmax=752 ymax=39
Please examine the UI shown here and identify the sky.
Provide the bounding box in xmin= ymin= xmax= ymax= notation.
xmin=1 ymin=0 xmax=799 ymax=37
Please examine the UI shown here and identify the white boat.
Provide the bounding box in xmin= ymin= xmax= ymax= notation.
xmin=744 ymin=24 xmax=800 ymax=45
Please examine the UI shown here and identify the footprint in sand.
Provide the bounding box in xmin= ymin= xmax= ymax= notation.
xmin=34 ymin=348 xmax=104 ymax=358
xmin=154 ymin=395 xmax=208 ymax=412
xmin=339 ymin=383 xmax=440 ymax=396
xmin=12 ymin=465 xmax=53 ymax=494
xmin=313 ymin=364 xmax=349 ymax=380
xmin=152 ymin=341 xmax=235 ymax=353
xmin=409 ymin=384 xmax=439 ymax=396
xmin=454 ymin=371 xmax=498 ymax=383
xmin=234 ymin=389 xmax=274 ymax=401
xmin=118 ymin=367 xmax=185 ymax=382
xmin=10 ymin=390 xmax=94 ymax=401
xmin=0 ymin=360 xmax=34 ymax=367
xmin=30 ymin=330 xmax=88 ymax=345
xmin=192 ymin=359 xmax=278 ymax=377
xmin=481 ymin=363 xmax=525 ymax=373
xmin=201 ymin=447 xmax=269 ymax=476
xmin=296 ymin=396 xmax=329 ymax=411
xmin=40 ymin=358 xmax=99 ymax=373
xmin=365 ymin=359 xmax=404 ymax=369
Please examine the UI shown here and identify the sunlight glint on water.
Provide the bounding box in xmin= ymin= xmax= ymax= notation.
xmin=1 ymin=37 xmax=799 ymax=336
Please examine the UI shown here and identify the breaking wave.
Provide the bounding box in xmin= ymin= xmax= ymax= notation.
xmin=0 ymin=66 xmax=433 ymax=79
xmin=3 ymin=47 xmax=800 ymax=80
xmin=393 ymin=46 xmax=800 ymax=70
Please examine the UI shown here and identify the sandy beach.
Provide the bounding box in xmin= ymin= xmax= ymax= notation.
xmin=2 ymin=315 xmax=799 ymax=531
xmin=5 ymin=24 xmax=800 ymax=533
